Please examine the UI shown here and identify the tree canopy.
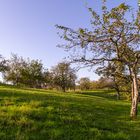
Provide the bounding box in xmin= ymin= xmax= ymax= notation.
xmin=57 ymin=2 xmax=140 ymax=119
xmin=51 ymin=62 xmax=77 ymax=92
xmin=3 ymin=54 xmax=44 ymax=88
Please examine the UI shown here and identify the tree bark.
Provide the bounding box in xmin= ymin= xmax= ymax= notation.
xmin=131 ymin=82 xmax=134 ymax=100
xmin=130 ymin=72 xmax=139 ymax=119
xmin=116 ymin=90 xmax=120 ymax=100
xmin=62 ymin=86 xmax=66 ymax=92
xmin=114 ymin=83 xmax=120 ymax=100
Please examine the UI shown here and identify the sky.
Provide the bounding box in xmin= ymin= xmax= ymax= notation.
xmin=0 ymin=0 xmax=138 ymax=80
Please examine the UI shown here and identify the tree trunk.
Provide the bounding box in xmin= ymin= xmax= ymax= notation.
xmin=62 ymin=86 xmax=66 ymax=92
xmin=113 ymin=77 xmax=120 ymax=100
xmin=130 ymin=72 xmax=139 ymax=119
xmin=116 ymin=89 xmax=120 ymax=100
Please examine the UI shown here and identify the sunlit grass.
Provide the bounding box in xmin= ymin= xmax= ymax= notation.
xmin=0 ymin=86 xmax=139 ymax=140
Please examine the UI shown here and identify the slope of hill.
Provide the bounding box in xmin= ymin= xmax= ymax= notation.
xmin=0 ymin=86 xmax=139 ymax=140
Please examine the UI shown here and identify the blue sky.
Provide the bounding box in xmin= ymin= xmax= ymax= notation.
xmin=0 ymin=0 xmax=138 ymax=80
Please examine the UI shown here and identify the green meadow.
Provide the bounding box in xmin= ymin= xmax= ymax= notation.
xmin=0 ymin=86 xmax=140 ymax=140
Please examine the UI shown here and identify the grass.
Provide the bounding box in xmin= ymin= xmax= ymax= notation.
xmin=0 ymin=86 xmax=140 ymax=140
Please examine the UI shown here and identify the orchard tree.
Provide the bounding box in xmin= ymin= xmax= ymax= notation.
xmin=0 ymin=55 xmax=7 ymax=72
xmin=97 ymin=77 xmax=113 ymax=89
xmin=24 ymin=59 xmax=44 ymax=88
xmin=78 ymin=77 xmax=91 ymax=90
xmin=90 ymin=81 xmax=99 ymax=89
xmin=42 ymin=70 xmax=53 ymax=89
xmin=4 ymin=54 xmax=44 ymax=88
xmin=96 ymin=62 xmax=131 ymax=100
xmin=3 ymin=54 xmax=25 ymax=85
xmin=51 ymin=62 xmax=77 ymax=92
xmin=57 ymin=2 xmax=140 ymax=119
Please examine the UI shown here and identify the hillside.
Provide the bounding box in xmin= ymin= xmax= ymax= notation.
xmin=0 ymin=86 xmax=140 ymax=140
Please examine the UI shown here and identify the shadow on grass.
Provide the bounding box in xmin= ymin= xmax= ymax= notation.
xmin=0 ymin=86 xmax=139 ymax=140
xmin=0 ymin=86 xmax=118 ymax=103
xmin=77 ymin=90 xmax=117 ymax=100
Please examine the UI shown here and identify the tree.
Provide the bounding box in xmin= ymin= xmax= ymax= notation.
xmin=90 ymin=80 xmax=99 ymax=89
xmin=57 ymin=2 xmax=140 ymax=119
xmin=3 ymin=54 xmax=25 ymax=85
xmin=51 ymin=62 xmax=77 ymax=92
xmin=96 ymin=62 xmax=131 ymax=100
xmin=0 ymin=55 xmax=8 ymax=72
xmin=3 ymin=54 xmax=44 ymax=88
xmin=78 ymin=77 xmax=91 ymax=90
xmin=42 ymin=70 xmax=53 ymax=89
xmin=97 ymin=77 xmax=113 ymax=89
xmin=20 ymin=59 xmax=44 ymax=88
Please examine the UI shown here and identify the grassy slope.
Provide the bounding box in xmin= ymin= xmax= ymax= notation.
xmin=0 ymin=86 xmax=140 ymax=140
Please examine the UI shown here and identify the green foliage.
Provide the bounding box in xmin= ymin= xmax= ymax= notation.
xmin=20 ymin=59 xmax=44 ymax=88
xmin=0 ymin=55 xmax=8 ymax=72
xmin=0 ymin=86 xmax=140 ymax=139
xmin=78 ymin=77 xmax=91 ymax=90
xmin=3 ymin=54 xmax=44 ymax=88
xmin=78 ymin=77 xmax=114 ymax=90
xmin=96 ymin=61 xmax=131 ymax=99
xmin=2 ymin=55 xmax=77 ymax=91
xmin=57 ymin=2 xmax=140 ymax=118
xmin=51 ymin=62 xmax=77 ymax=92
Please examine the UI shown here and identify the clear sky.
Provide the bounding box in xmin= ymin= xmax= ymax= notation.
xmin=0 ymin=0 xmax=138 ymax=80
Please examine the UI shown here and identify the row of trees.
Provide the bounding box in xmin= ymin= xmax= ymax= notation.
xmin=0 ymin=54 xmax=77 ymax=92
xmin=78 ymin=77 xmax=114 ymax=90
xmin=1 ymin=54 xmax=125 ymax=93
xmin=0 ymin=54 xmax=117 ymax=91
xmin=1 ymin=54 xmax=115 ymax=92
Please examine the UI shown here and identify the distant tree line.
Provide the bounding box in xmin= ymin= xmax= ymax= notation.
xmin=78 ymin=77 xmax=115 ymax=90
xmin=0 ymin=54 xmax=133 ymax=95
xmin=77 ymin=76 xmax=133 ymax=100
xmin=0 ymin=54 xmax=77 ymax=92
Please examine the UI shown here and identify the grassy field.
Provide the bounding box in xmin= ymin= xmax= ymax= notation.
xmin=0 ymin=86 xmax=140 ymax=140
